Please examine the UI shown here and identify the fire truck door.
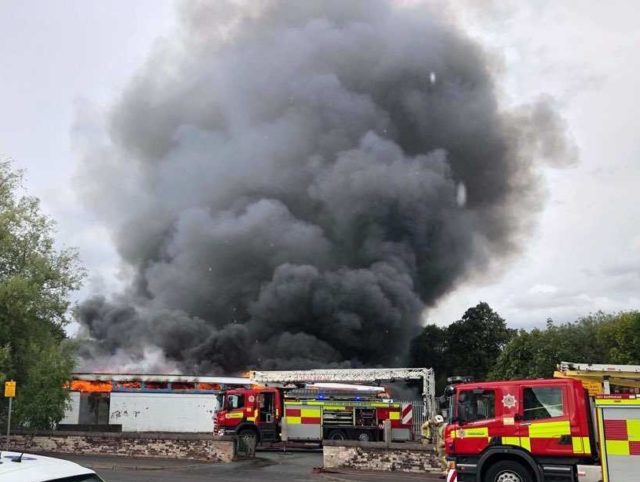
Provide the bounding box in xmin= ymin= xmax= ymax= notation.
xmin=453 ymin=388 xmax=496 ymax=455
xmin=518 ymin=384 xmax=573 ymax=456
xmin=257 ymin=392 xmax=277 ymax=442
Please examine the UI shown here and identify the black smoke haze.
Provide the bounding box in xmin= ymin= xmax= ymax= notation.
xmin=75 ymin=0 xmax=573 ymax=373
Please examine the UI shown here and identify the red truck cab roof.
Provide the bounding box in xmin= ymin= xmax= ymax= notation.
xmin=452 ymin=377 xmax=585 ymax=391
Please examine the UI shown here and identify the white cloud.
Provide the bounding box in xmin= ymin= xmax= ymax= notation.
xmin=426 ymin=0 xmax=640 ymax=328
xmin=529 ymin=284 xmax=558 ymax=295
xmin=0 ymin=0 xmax=175 ymax=309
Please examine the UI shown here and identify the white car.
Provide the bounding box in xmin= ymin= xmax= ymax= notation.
xmin=0 ymin=451 xmax=104 ymax=481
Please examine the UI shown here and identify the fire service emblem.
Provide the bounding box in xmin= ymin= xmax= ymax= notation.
xmin=502 ymin=394 xmax=517 ymax=409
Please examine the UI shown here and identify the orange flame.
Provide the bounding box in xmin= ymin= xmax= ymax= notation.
xmin=240 ymin=371 xmax=262 ymax=387
xmin=117 ymin=381 xmax=142 ymax=389
xmin=197 ymin=382 xmax=222 ymax=390
xmin=68 ymin=380 xmax=112 ymax=393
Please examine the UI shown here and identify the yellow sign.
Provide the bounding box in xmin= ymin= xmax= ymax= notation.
xmin=4 ymin=380 xmax=16 ymax=398
xmin=554 ymin=371 xmax=603 ymax=397
xmin=581 ymin=380 xmax=603 ymax=397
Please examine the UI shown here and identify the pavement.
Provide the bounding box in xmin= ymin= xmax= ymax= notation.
xmin=45 ymin=450 xmax=444 ymax=482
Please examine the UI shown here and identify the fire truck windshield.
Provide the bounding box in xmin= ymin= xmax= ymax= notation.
xmin=225 ymin=394 xmax=244 ymax=409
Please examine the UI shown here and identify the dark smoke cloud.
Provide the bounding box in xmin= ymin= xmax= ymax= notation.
xmin=74 ymin=0 xmax=573 ymax=373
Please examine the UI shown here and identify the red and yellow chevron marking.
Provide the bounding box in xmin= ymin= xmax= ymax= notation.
xmin=602 ymin=419 xmax=640 ymax=455
xmin=595 ymin=397 xmax=640 ymax=482
xmin=285 ymin=407 xmax=321 ymax=425
xmin=451 ymin=420 xmax=591 ymax=456
xmin=376 ymin=407 xmax=406 ymax=428
xmin=282 ymin=400 xmax=410 ymax=428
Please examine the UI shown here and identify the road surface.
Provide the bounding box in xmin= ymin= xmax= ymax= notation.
xmin=48 ymin=450 xmax=443 ymax=482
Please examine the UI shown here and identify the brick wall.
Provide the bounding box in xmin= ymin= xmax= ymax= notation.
xmin=9 ymin=432 xmax=236 ymax=462
xmin=323 ymin=440 xmax=442 ymax=473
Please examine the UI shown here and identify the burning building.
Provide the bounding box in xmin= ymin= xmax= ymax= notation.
xmin=60 ymin=373 xmax=250 ymax=433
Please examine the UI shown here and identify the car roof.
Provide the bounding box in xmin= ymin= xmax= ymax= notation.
xmin=0 ymin=451 xmax=96 ymax=482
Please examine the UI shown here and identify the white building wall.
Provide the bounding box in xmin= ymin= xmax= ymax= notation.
xmin=109 ymin=392 xmax=219 ymax=432
xmin=59 ymin=391 xmax=81 ymax=425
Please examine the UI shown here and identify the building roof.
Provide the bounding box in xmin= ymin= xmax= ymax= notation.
xmin=71 ymin=372 xmax=250 ymax=385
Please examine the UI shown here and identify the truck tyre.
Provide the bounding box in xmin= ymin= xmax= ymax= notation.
xmin=237 ymin=429 xmax=258 ymax=447
xmin=327 ymin=430 xmax=346 ymax=441
xmin=357 ymin=432 xmax=371 ymax=442
xmin=484 ymin=460 xmax=533 ymax=482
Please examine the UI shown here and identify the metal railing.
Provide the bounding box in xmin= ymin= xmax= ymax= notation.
xmin=398 ymin=400 xmax=427 ymax=441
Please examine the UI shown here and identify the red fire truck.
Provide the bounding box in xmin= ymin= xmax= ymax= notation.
xmin=445 ymin=363 xmax=640 ymax=482
xmin=215 ymin=385 xmax=414 ymax=445
xmin=214 ymin=367 xmax=436 ymax=446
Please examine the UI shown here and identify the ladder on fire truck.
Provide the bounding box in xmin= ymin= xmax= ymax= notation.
xmin=555 ymin=361 xmax=640 ymax=395
xmin=249 ymin=367 xmax=436 ymax=417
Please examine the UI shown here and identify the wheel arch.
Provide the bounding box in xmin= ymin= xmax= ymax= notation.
xmin=477 ymin=447 xmax=543 ymax=482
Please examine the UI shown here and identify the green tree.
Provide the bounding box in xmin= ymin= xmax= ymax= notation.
xmin=0 ymin=344 xmax=9 ymax=383
xmin=597 ymin=311 xmax=640 ymax=364
xmin=490 ymin=312 xmax=640 ymax=379
xmin=0 ymin=161 xmax=84 ymax=429
xmin=409 ymin=323 xmax=449 ymax=390
xmin=489 ymin=324 xmax=562 ymax=380
xmin=410 ymin=302 xmax=514 ymax=392
xmin=446 ymin=302 xmax=515 ymax=381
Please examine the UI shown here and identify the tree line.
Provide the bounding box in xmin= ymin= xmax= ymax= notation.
xmin=0 ymin=161 xmax=83 ymax=429
xmin=410 ymin=303 xmax=640 ymax=393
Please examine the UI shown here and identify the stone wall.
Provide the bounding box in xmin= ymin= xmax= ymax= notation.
xmin=9 ymin=432 xmax=236 ymax=462
xmin=323 ymin=440 xmax=441 ymax=473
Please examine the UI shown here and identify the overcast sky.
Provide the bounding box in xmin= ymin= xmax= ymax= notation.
xmin=1 ymin=0 xmax=638 ymax=331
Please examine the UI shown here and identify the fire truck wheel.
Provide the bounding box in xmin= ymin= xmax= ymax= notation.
xmin=237 ymin=429 xmax=258 ymax=445
xmin=484 ymin=460 xmax=532 ymax=482
xmin=327 ymin=430 xmax=346 ymax=441
xmin=357 ymin=432 xmax=371 ymax=442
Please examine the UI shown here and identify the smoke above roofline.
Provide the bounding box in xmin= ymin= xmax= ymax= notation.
xmin=73 ymin=0 xmax=574 ymax=373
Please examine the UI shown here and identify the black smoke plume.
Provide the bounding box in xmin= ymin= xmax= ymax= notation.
xmin=74 ymin=0 xmax=573 ymax=373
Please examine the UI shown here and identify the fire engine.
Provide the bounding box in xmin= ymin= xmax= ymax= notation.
xmin=215 ymin=367 xmax=435 ymax=445
xmin=445 ymin=362 xmax=640 ymax=482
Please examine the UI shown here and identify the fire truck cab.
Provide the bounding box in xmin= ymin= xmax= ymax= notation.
xmin=446 ymin=378 xmax=598 ymax=482
xmin=216 ymin=386 xmax=413 ymax=445
xmin=217 ymin=387 xmax=282 ymax=443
